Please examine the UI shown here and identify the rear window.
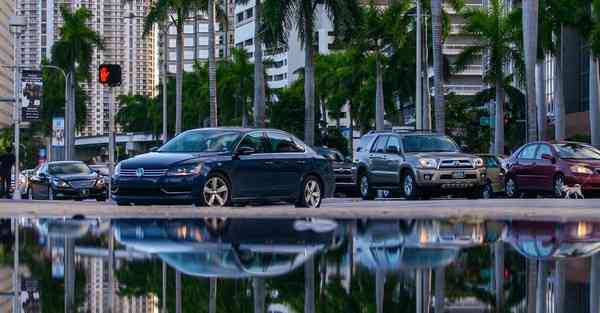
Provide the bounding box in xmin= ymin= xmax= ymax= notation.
xmin=402 ymin=135 xmax=459 ymax=153
xmin=357 ymin=135 xmax=375 ymax=152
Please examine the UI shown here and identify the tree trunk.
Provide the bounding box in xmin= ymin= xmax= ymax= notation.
xmin=304 ymin=256 xmax=315 ymax=313
xmin=375 ymin=58 xmax=385 ymax=131
xmin=209 ymin=278 xmax=217 ymax=313
xmin=175 ymin=20 xmax=184 ymax=135
xmin=495 ymin=79 xmax=505 ymax=155
xmin=375 ymin=270 xmax=385 ymax=313
xmin=304 ymin=15 xmax=316 ymax=146
xmin=523 ymin=0 xmax=539 ymax=142
xmin=242 ymin=98 xmax=248 ymax=128
xmin=416 ymin=0 xmax=423 ymax=129
xmin=434 ymin=268 xmax=445 ymax=313
xmin=431 ymin=0 xmax=444 ymax=134
xmin=591 ymin=254 xmax=600 ymax=313
xmin=494 ymin=242 xmax=505 ymax=312
xmin=208 ymin=0 xmax=218 ymax=127
xmin=348 ymin=102 xmax=354 ymax=156
xmin=253 ymin=278 xmax=265 ymax=313
xmin=253 ymin=0 xmax=266 ymax=127
xmin=536 ymin=61 xmax=547 ymax=140
xmin=554 ymin=26 xmax=565 ymax=141
xmin=590 ymin=56 xmax=600 ymax=148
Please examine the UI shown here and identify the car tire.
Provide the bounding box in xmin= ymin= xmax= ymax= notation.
xmin=199 ymin=174 xmax=232 ymax=207
xmin=481 ymin=182 xmax=493 ymax=199
xmin=505 ymin=177 xmax=520 ymax=198
xmin=359 ymin=174 xmax=376 ymax=200
xmin=402 ymin=171 xmax=420 ymax=200
xmin=48 ymin=187 xmax=54 ymax=201
xmin=296 ymin=175 xmax=323 ymax=208
xmin=27 ymin=188 xmax=33 ymax=200
xmin=553 ymin=174 xmax=566 ymax=198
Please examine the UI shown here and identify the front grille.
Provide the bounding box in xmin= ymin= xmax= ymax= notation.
xmin=438 ymin=159 xmax=474 ymax=169
xmin=115 ymin=187 xmax=163 ymax=196
xmin=334 ymin=168 xmax=353 ymax=175
xmin=440 ymin=174 xmax=477 ymax=180
xmin=120 ymin=168 xmax=167 ymax=177
xmin=70 ymin=180 xmax=96 ymax=188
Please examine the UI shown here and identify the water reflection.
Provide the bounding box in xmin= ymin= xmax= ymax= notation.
xmin=2 ymin=217 xmax=600 ymax=312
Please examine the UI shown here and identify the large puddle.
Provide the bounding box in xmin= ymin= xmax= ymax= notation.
xmin=2 ymin=217 xmax=599 ymax=313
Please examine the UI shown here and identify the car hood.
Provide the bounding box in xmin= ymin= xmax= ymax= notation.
xmin=562 ymin=159 xmax=600 ymax=168
xmin=55 ymin=173 xmax=98 ymax=181
xmin=120 ymin=152 xmax=228 ymax=169
xmin=409 ymin=152 xmax=477 ymax=160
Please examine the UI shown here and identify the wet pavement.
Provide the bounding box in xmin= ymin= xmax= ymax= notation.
xmin=2 ymin=214 xmax=600 ymax=312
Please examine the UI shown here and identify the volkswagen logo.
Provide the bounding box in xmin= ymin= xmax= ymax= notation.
xmin=136 ymin=168 xmax=144 ymax=177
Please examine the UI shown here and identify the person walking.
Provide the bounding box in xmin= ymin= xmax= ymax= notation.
xmin=0 ymin=146 xmax=15 ymax=198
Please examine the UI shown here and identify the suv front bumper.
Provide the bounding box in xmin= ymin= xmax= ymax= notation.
xmin=415 ymin=168 xmax=486 ymax=190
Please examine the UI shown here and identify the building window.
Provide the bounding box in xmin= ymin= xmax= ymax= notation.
xmin=236 ymin=12 xmax=244 ymax=23
xmin=246 ymin=8 xmax=253 ymax=19
xmin=245 ymin=38 xmax=253 ymax=46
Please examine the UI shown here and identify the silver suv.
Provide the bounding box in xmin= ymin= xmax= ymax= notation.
xmin=355 ymin=130 xmax=486 ymax=200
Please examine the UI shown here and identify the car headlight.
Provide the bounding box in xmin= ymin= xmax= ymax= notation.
xmin=51 ymin=178 xmax=71 ymax=188
xmin=472 ymin=158 xmax=484 ymax=168
xmin=571 ymin=165 xmax=594 ymax=175
xmin=95 ymin=178 xmax=106 ymax=188
xmin=114 ymin=163 xmax=121 ymax=175
xmin=167 ymin=163 xmax=203 ymax=176
xmin=418 ymin=158 xmax=438 ymax=169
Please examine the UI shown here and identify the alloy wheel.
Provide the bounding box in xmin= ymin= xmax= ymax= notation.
xmin=482 ymin=183 xmax=492 ymax=199
xmin=404 ymin=175 xmax=414 ymax=197
xmin=506 ymin=178 xmax=516 ymax=198
xmin=554 ymin=175 xmax=565 ymax=198
xmin=360 ymin=176 xmax=369 ymax=197
xmin=203 ymin=176 xmax=229 ymax=207
xmin=304 ymin=179 xmax=322 ymax=208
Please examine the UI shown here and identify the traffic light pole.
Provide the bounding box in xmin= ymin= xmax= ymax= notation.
xmin=108 ymin=87 xmax=115 ymax=200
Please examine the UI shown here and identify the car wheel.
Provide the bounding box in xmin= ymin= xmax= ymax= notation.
xmin=359 ymin=174 xmax=376 ymax=200
xmin=402 ymin=172 xmax=420 ymax=200
xmin=505 ymin=177 xmax=520 ymax=198
xmin=200 ymin=174 xmax=232 ymax=207
xmin=296 ymin=176 xmax=323 ymax=208
xmin=553 ymin=174 xmax=566 ymax=198
xmin=481 ymin=182 xmax=493 ymax=199
xmin=48 ymin=187 xmax=54 ymax=200
xmin=27 ymin=188 xmax=33 ymax=200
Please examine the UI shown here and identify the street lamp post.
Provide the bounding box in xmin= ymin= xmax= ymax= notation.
xmin=42 ymin=65 xmax=71 ymax=161
xmin=10 ymin=15 xmax=26 ymax=200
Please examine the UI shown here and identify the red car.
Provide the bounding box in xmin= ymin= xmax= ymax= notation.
xmin=504 ymin=141 xmax=600 ymax=198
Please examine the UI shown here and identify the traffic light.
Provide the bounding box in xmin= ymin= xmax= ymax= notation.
xmin=504 ymin=114 xmax=512 ymax=125
xmin=98 ymin=64 xmax=121 ymax=87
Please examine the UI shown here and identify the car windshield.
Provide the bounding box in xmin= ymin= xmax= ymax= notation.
xmin=316 ymin=148 xmax=343 ymax=162
xmin=402 ymin=135 xmax=459 ymax=153
xmin=553 ymin=143 xmax=600 ymax=160
xmin=159 ymin=130 xmax=242 ymax=153
xmin=49 ymin=163 xmax=92 ymax=175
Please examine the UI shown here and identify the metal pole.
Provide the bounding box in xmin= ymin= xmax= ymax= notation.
xmin=591 ymin=254 xmax=600 ymax=313
xmin=495 ymin=242 xmax=505 ymax=311
xmin=162 ymin=26 xmax=168 ymax=144
xmin=108 ymin=229 xmax=115 ymax=313
xmin=375 ymin=270 xmax=385 ymax=313
xmin=209 ymin=278 xmax=217 ymax=313
xmin=434 ymin=267 xmax=445 ymax=313
xmin=162 ymin=261 xmax=167 ymax=313
xmin=175 ymin=270 xmax=181 ymax=313
xmin=253 ymin=278 xmax=265 ymax=313
xmin=415 ymin=0 xmax=422 ymax=129
xmin=304 ymin=256 xmax=315 ymax=313
xmin=13 ymin=31 xmax=21 ymax=200
xmin=12 ymin=219 xmax=19 ymax=313
xmin=555 ymin=260 xmax=565 ymax=313
xmin=536 ymin=261 xmax=548 ymax=313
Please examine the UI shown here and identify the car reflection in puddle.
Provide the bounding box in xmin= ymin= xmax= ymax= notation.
xmin=2 ymin=217 xmax=600 ymax=313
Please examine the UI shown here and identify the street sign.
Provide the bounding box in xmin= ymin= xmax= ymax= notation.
xmin=480 ymin=116 xmax=490 ymax=126
xmin=20 ymin=70 xmax=42 ymax=121
xmin=98 ymin=64 xmax=122 ymax=87
xmin=52 ymin=117 xmax=65 ymax=147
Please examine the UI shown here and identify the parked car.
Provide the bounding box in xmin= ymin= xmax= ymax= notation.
xmin=504 ymin=141 xmax=600 ymax=198
xmin=112 ymin=128 xmax=335 ymax=207
xmin=18 ymin=168 xmax=37 ymax=195
xmin=477 ymin=154 xmax=506 ymax=198
xmin=355 ymin=130 xmax=486 ymax=200
xmin=27 ymin=161 xmax=108 ymax=201
xmin=314 ymin=146 xmax=358 ymax=196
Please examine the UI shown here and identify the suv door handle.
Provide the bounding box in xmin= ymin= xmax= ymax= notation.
xmin=264 ymin=161 xmax=275 ymax=165
xmin=296 ymin=160 xmax=306 ymax=164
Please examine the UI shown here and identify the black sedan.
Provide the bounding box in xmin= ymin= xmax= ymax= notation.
xmin=314 ymin=147 xmax=358 ymax=196
xmin=28 ymin=161 xmax=108 ymax=201
xmin=112 ymin=128 xmax=335 ymax=207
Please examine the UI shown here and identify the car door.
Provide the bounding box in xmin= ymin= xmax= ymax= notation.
xmin=368 ymin=136 xmax=389 ymax=185
xmin=29 ymin=164 xmax=49 ymax=199
xmin=265 ymin=131 xmax=306 ymax=197
xmin=532 ymin=144 xmax=555 ymax=191
xmin=513 ymin=144 xmax=538 ymax=189
xmin=483 ymin=156 xmax=503 ymax=192
xmin=231 ymin=131 xmax=271 ymax=199
xmin=383 ymin=135 xmax=403 ymax=185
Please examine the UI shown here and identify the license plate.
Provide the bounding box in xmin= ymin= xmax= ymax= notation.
xmin=80 ymin=189 xmax=89 ymax=196
xmin=452 ymin=172 xmax=465 ymax=179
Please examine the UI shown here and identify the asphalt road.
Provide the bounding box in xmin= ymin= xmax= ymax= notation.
xmin=1 ymin=197 xmax=600 ymax=221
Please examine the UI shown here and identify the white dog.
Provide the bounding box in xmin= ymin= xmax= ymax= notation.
xmin=562 ymin=184 xmax=584 ymax=199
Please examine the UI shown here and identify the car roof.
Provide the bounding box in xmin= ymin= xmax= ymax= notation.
xmin=183 ymin=127 xmax=293 ymax=134
xmin=47 ymin=161 xmax=85 ymax=165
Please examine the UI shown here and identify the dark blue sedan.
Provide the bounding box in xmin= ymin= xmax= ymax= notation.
xmin=112 ymin=128 xmax=335 ymax=207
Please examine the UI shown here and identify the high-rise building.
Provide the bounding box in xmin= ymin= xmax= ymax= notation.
xmin=0 ymin=0 xmax=15 ymax=129
xmin=14 ymin=0 xmax=156 ymax=136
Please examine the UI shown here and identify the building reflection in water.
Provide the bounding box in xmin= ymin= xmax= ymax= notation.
xmin=4 ymin=217 xmax=600 ymax=313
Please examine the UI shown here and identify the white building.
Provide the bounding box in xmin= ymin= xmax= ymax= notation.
xmin=14 ymin=0 xmax=156 ymax=136
xmin=0 ymin=0 xmax=15 ymax=128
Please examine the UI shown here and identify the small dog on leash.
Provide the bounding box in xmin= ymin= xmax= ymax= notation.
xmin=562 ymin=184 xmax=584 ymax=199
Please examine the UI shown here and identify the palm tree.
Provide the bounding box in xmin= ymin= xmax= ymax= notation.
xmin=589 ymin=0 xmax=600 ymax=147
xmin=431 ymin=0 xmax=444 ymax=134
xmin=51 ymin=6 xmax=103 ymax=159
xmin=352 ymin=1 xmax=412 ymax=131
xmin=454 ymin=0 xmax=522 ymax=155
xmin=522 ymin=0 xmax=539 ymax=142
xmin=142 ymin=0 xmax=205 ymax=135
xmin=263 ymin=0 xmax=358 ymax=145
xmin=219 ymin=48 xmax=254 ymax=126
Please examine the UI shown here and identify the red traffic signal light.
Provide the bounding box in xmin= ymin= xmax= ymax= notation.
xmin=98 ymin=64 xmax=121 ymax=87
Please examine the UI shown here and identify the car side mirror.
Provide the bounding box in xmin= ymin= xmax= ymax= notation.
xmin=386 ymin=146 xmax=399 ymax=154
xmin=236 ymin=146 xmax=256 ymax=156
xmin=38 ymin=172 xmax=47 ymax=179
xmin=541 ymin=154 xmax=556 ymax=163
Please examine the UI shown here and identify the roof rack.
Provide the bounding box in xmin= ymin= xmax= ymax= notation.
xmin=367 ymin=128 xmax=436 ymax=134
